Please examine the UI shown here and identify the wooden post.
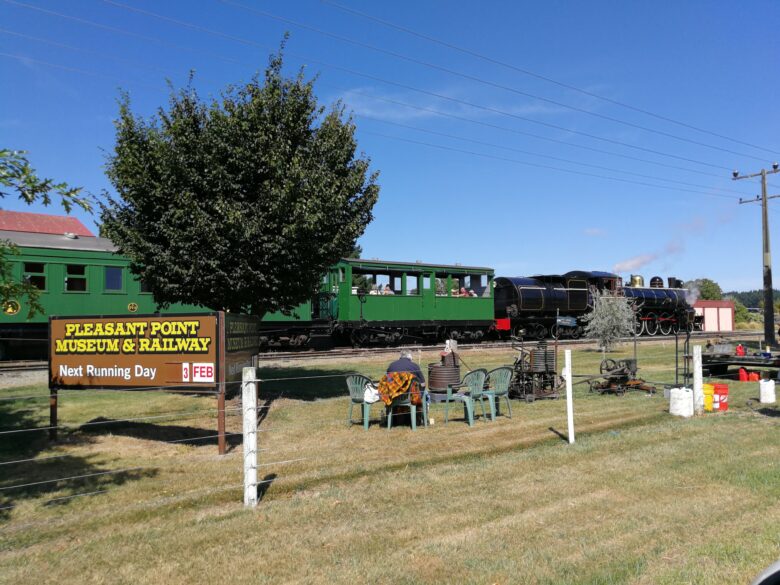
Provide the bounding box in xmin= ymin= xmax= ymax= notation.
xmin=565 ymin=350 xmax=575 ymax=444
xmin=242 ymin=367 xmax=258 ymax=508
xmin=217 ymin=386 xmax=226 ymax=455
xmin=49 ymin=387 xmax=58 ymax=441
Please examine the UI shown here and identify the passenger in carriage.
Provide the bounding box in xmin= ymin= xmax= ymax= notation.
xmin=383 ymin=285 xmax=395 ymax=295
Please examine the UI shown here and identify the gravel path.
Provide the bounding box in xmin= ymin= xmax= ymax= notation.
xmin=0 ymin=370 xmax=47 ymax=389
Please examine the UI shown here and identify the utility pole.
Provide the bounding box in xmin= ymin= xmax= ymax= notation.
xmin=734 ymin=162 xmax=780 ymax=349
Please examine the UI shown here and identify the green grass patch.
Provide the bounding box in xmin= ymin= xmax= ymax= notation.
xmin=0 ymin=342 xmax=779 ymax=584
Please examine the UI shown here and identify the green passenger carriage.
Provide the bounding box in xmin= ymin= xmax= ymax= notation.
xmin=0 ymin=227 xmax=201 ymax=358
xmin=261 ymin=258 xmax=495 ymax=348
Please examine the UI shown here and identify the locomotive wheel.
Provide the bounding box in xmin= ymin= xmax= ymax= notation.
xmin=550 ymin=324 xmax=560 ymax=340
xmin=600 ymin=358 xmax=617 ymax=375
xmin=644 ymin=314 xmax=658 ymax=336
xmin=658 ymin=313 xmax=673 ymax=336
xmin=533 ymin=324 xmax=548 ymax=339
xmin=571 ymin=326 xmax=583 ymax=339
xmin=633 ymin=317 xmax=643 ymax=336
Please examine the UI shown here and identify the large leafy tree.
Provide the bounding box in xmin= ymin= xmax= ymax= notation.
xmin=1 ymin=149 xmax=91 ymax=317
xmin=101 ymin=52 xmax=379 ymax=315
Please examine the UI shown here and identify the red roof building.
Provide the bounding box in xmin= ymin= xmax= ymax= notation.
xmin=0 ymin=210 xmax=95 ymax=237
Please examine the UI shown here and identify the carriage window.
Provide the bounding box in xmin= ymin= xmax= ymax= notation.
xmin=435 ymin=277 xmax=448 ymax=296
xmin=373 ymin=274 xmax=392 ymax=294
xmin=23 ymin=262 xmax=46 ymax=290
xmin=405 ymin=275 xmax=418 ymax=295
xmin=65 ymin=265 xmax=87 ymax=292
xmin=423 ymin=276 xmax=431 ymax=290
xmin=104 ymin=267 xmax=123 ymax=291
xmin=468 ymin=274 xmax=489 ymax=297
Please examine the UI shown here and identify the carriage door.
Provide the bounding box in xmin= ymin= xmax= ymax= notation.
xmin=314 ymin=269 xmax=340 ymax=320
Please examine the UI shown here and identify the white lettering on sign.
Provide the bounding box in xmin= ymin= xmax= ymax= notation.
xmin=192 ymin=363 xmax=215 ymax=383
xmin=134 ymin=365 xmax=157 ymax=380
xmin=59 ymin=364 xmax=83 ymax=377
xmin=182 ymin=362 xmax=190 ymax=382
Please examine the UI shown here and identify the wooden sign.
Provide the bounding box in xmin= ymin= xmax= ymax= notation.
xmin=49 ymin=313 xmax=221 ymax=389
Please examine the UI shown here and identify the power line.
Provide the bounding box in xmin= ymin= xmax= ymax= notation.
xmin=0 ymin=52 xmax=734 ymax=202
xmin=363 ymin=131 xmax=740 ymax=200
xmin=216 ymin=0 xmax=773 ymax=162
xmin=0 ymin=27 xmax=747 ymax=187
xmin=320 ymin=0 xmax=780 ymax=157
xmin=5 ymin=0 xmax=761 ymax=177
xmin=96 ymin=0 xmax=739 ymax=171
xmin=0 ymin=52 xmax=744 ymax=202
xmin=356 ymin=115 xmax=746 ymax=196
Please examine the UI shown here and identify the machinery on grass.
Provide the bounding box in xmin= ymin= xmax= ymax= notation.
xmin=588 ymin=358 xmax=657 ymax=395
xmin=508 ymin=338 xmax=564 ymax=402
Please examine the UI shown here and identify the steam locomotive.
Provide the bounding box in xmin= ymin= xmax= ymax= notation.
xmin=494 ymin=271 xmax=696 ymax=340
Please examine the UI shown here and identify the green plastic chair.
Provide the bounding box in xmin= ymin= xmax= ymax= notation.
xmin=444 ymin=369 xmax=487 ymax=426
xmin=346 ymin=373 xmax=375 ymax=430
xmin=386 ymin=388 xmax=428 ymax=431
xmin=484 ymin=367 xmax=514 ymax=420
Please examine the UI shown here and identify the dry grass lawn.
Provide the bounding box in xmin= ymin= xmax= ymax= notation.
xmin=1 ymin=341 xmax=778 ymax=584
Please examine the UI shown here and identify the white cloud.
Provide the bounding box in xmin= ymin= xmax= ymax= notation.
xmin=613 ymin=253 xmax=657 ymax=273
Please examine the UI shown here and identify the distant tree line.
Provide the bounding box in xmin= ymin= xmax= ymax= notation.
xmin=723 ymin=289 xmax=780 ymax=309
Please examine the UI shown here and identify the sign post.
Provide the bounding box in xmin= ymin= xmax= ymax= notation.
xmin=49 ymin=312 xmax=260 ymax=454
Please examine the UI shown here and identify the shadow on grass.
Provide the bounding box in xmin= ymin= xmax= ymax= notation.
xmin=257 ymin=473 xmax=277 ymax=502
xmin=548 ymin=426 xmax=568 ymax=442
xmin=754 ymin=407 xmax=780 ymax=418
xmin=0 ymin=397 xmax=161 ymax=518
xmin=79 ymin=417 xmax=243 ymax=449
xmin=256 ymin=366 xmax=356 ymax=401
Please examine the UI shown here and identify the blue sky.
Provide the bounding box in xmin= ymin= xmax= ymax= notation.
xmin=1 ymin=0 xmax=778 ymax=291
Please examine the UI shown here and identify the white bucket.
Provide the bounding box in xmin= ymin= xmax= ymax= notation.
xmin=669 ymin=387 xmax=694 ymax=418
xmin=759 ymin=379 xmax=776 ymax=404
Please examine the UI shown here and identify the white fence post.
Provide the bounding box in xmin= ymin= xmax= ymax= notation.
xmin=565 ymin=349 xmax=575 ymax=444
xmin=693 ymin=345 xmax=703 ymax=415
xmin=242 ymin=367 xmax=258 ymax=508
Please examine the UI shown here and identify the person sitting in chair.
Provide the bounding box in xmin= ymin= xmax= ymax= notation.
xmin=387 ymin=349 xmax=425 ymax=386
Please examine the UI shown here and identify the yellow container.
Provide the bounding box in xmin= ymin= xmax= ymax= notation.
xmin=704 ymin=395 xmax=714 ymax=412
xmin=703 ymin=383 xmax=715 ymax=396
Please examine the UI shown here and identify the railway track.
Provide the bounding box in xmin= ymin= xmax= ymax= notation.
xmin=0 ymin=360 xmax=48 ymax=373
xmin=256 ymin=331 xmax=762 ymax=363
